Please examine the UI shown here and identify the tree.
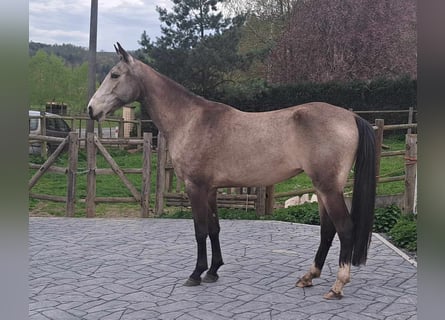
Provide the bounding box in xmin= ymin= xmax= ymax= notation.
xmin=138 ymin=0 xmax=247 ymax=97
xmin=29 ymin=50 xmax=88 ymax=113
xmin=222 ymin=0 xmax=295 ymax=81
xmin=267 ymin=0 xmax=417 ymax=84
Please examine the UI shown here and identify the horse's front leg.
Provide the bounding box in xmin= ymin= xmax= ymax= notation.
xmin=184 ymin=183 xmax=210 ymax=286
xmin=203 ymin=188 xmax=224 ymax=283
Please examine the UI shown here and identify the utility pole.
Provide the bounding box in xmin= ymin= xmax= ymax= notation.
xmin=87 ymin=0 xmax=98 ymax=133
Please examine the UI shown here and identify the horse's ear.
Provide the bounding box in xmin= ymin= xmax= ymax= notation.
xmin=115 ymin=42 xmax=133 ymax=63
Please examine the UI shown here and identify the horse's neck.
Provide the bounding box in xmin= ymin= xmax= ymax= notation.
xmin=137 ymin=63 xmax=200 ymax=139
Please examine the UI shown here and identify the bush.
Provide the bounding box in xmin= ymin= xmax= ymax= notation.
xmin=373 ymin=205 xmax=401 ymax=233
xmin=388 ymin=216 xmax=417 ymax=252
xmin=272 ymin=202 xmax=320 ymax=225
xmin=218 ymin=208 xmax=259 ymax=220
xmin=216 ymin=77 xmax=416 ymax=125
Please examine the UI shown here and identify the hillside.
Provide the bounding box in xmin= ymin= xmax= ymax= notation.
xmin=29 ymin=41 xmax=124 ymax=81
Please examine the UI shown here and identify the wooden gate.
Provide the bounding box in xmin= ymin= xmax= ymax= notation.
xmin=29 ymin=132 xmax=152 ymax=217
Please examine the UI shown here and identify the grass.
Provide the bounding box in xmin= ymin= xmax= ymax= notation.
xmin=29 ymin=135 xmax=408 ymax=217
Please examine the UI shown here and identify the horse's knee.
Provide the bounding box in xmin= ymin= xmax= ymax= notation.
xmin=195 ymin=230 xmax=208 ymax=242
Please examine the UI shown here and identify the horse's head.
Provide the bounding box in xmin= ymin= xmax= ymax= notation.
xmin=88 ymin=42 xmax=141 ymax=122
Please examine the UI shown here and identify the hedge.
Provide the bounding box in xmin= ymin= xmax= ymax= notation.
xmin=217 ymin=77 xmax=417 ymax=124
xmin=141 ymin=77 xmax=417 ymax=131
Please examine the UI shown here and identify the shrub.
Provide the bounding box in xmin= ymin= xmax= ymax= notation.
xmin=272 ymin=202 xmax=320 ymax=225
xmin=373 ymin=205 xmax=402 ymax=233
xmin=218 ymin=208 xmax=259 ymax=220
xmin=388 ymin=216 xmax=417 ymax=252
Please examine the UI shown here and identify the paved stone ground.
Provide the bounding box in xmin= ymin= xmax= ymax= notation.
xmin=29 ymin=218 xmax=417 ymax=320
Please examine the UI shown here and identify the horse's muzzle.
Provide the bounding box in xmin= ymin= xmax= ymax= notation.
xmin=88 ymin=106 xmax=103 ymax=121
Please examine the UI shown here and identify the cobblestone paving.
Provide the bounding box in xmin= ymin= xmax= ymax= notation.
xmin=29 ymin=217 xmax=417 ymax=319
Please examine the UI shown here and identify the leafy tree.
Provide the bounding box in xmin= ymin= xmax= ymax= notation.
xmin=29 ymin=50 xmax=68 ymax=106
xmin=268 ymin=0 xmax=417 ymax=83
xmin=29 ymin=50 xmax=88 ymax=113
xmin=138 ymin=0 xmax=247 ymax=97
xmin=221 ymin=1 xmax=295 ymax=83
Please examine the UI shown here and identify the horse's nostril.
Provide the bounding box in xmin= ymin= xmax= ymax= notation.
xmin=88 ymin=106 xmax=94 ymax=119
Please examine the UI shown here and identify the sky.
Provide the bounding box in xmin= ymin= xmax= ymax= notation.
xmin=29 ymin=0 xmax=172 ymax=52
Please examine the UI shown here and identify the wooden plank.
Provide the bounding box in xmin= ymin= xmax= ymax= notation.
xmin=28 ymin=137 xmax=68 ymax=190
xmin=94 ymin=135 xmax=141 ymax=202
xmin=28 ymin=134 xmax=66 ymax=143
xmin=95 ymin=168 xmax=143 ymax=175
xmin=29 ymin=163 xmax=67 ymax=174
xmin=29 ymin=193 xmax=66 ymax=202
xmin=86 ymin=133 xmax=96 ymax=217
xmin=403 ymin=134 xmax=417 ymax=214
xmin=66 ymin=132 xmax=78 ymax=217
xmin=383 ymin=123 xmax=417 ymax=131
xmin=99 ymin=138 xmax=143 ymax=145
xmin=381 ymin=150 xmax=405 ymax=157
xmin=94 ymin=197 xmax=136 ymax=203
xmin=164 ymin=192 xmax=258 ymax=201
xmin=141 ymin=133 xmax=152 ymax=218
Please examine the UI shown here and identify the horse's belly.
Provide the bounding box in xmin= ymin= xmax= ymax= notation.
xmin=213 ymin=156 xmax=302 ymax=188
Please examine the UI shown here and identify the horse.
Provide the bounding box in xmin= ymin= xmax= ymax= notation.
xmin=88 ymin=43 xmax=376 ymax=300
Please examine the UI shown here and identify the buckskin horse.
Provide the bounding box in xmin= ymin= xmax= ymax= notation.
xmin=88 ymin=43 xmax=376 ymax=299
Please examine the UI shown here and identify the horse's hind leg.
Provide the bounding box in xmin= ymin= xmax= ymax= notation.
xmin=184 ymin=183 xmax=210 ymax=286
xmin=319 ymin=191 xmax=354 ymax=300
xmin=203 ymin=188 xmax=224 ymax=283
xmin=296 ymin=196 xmax=336 ymax=288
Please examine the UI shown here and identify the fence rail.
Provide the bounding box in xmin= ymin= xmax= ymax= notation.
xmin=29 ymin=112 xmax=417 ymax=217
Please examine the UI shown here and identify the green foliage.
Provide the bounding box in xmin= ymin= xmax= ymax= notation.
xmin=272 ymin=203 xmax=320 ymax=225
xmin=373 ymin=205 xmax=401 ymax=233
xmin=219 ymin=78 xmax=416 ymax=124
xmin=29 ymin=50 xmax=88 ymax=113
xmin=138 ymin=0 xmax=248 ymax=98
xmin=218 ymin=208 xmax=259 ymax=220
xmin=163 ymin=209 xmax=193 ymax=219
xmin=388 ymin=216 xmax=417 ymax=251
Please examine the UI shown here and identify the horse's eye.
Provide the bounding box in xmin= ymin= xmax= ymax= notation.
xmin=110 ymin=73 xmax=120 ymax=79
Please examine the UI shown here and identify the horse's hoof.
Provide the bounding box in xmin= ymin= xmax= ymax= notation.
xmin=296 ymin=278 xmax=313 ymax=288
xmin=323 ymin=289 xmax=343 ymax=300
xmin=183 ymin=277 xmax=201 ymax=286
xmin=202 ymin=273 xmax=219 ymax=283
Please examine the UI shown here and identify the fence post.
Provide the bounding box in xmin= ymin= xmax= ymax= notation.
xmin=40 ymin=111 xmax=48 ymax=158
xmin=374 ymin=119 xmax=384 ymax=181
xmin=255 ymin=187 xmax=266 ymax=216
xmin=86 ymin=132 xmax=96 ymax=218
xmin=118 ymin=118 xmax=124 ymax=150
xmin=403 ymin=134 xmax=417 ymax=214
xmin=155 ymin=132 xmax=167 ymax=216
xmin=66 ymin=132 xmax=78 ymax=217
xmin=141 ymin=132 xmax=152 ymax=218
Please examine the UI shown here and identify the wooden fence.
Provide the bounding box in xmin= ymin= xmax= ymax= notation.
xmin=155 ymin=119 xmax=417 ymax=216
xmin=29 ymin=114 xmax=417 ymax=217
xmin=29 ymin=132 xmax=152 ymax=217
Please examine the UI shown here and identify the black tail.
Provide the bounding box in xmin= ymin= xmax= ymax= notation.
xmin=351 ymin=116 xmax=376 ymax=266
